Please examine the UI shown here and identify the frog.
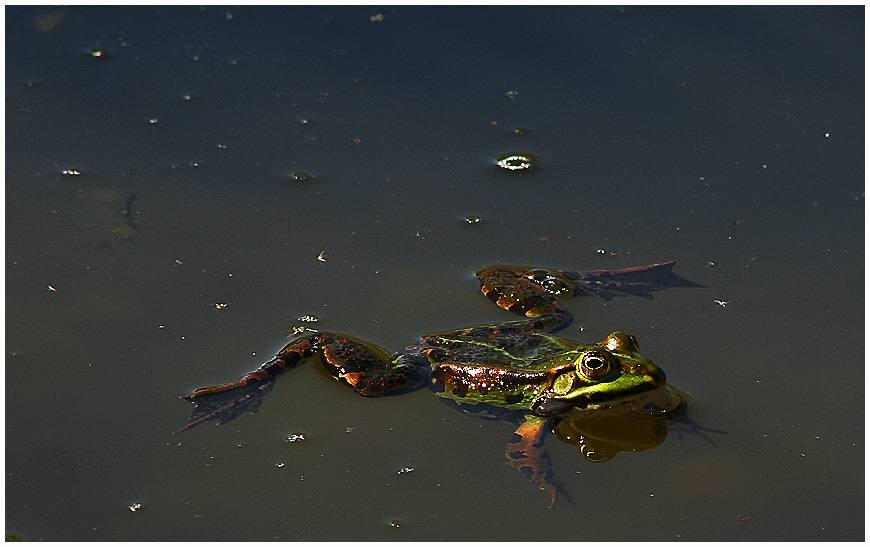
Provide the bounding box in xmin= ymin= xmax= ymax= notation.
xmin=176 ymin=261 xmax=707 ymax=507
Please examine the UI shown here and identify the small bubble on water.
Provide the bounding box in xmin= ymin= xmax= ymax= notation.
xmin=495 ymin=153 xmax=538 ymax=171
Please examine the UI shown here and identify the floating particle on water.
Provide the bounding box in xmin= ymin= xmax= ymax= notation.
xmin=300 ymin=117 xmax=313 ymax=125
xmin=513 ymin=127 xmax=527 ymax=135
xmin=505 ymin=90 xmax=519 ymax=99
xmin=317 ymin=250 xmax=327 ymax=263
xmin=289 ymin=171 xmax=311 ymax=182
xmin=128 ymin=503 xmax=143 ymax=512
xmin=389 ymin=519 xmax=405 ymax=528
xmin=495 ymin=153 xmax=538 ymax=171
xmin=61 ymin=169 xmax=81 ymax=176
xmin=285 ymin=433 xmax=306 ymax=443
xmin=298 ymin=315 xmax=319 ymax=323
xmin=276 ymin=462 xmax=285 ymax=468
xmin=464 ymin=215 xmax=483 ymax=224
xmin=397 ymin=467 xmax=414 ymax=475
xmin=370 ymin=13 xmax=384 ymax=22
xmin=88 ymin=48 xmax=107 ymax=58
xmin=214 ymin=303 xmax=227 ymax=310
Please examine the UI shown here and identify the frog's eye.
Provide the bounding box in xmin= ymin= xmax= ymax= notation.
xmin=579 ymin=351 xmax=611 ymax=380
xmin=603 ymin=331 xmax=639 ymax=353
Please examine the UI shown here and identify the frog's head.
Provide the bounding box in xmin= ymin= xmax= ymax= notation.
xmin=533 ymin=331 xmax=669 ymax=416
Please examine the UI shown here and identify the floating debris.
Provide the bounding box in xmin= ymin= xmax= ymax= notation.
xmin=285 ymin=433 xmax=306 ymax=443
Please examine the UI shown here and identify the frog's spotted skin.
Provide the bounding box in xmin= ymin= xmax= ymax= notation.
xmin=176 ymin=262 xmax=706 ymax=507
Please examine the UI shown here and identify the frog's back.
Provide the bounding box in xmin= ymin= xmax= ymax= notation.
xmin=418 ymin=330 xmax=590 ymax=370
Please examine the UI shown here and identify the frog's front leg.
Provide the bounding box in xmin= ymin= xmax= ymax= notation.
xmin=477 ymin=262 xmax=706 ymax=315
xmin=175 ymin=332 xmax=427 ymax=434
xmin=506 ymin=414 xmax=567 ymax=508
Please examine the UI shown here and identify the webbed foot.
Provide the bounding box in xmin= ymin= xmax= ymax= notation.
xmin=174 ymin=376 xmax=277 ymax=434
xmin=576 ymin=261 xmax=707 ymax=300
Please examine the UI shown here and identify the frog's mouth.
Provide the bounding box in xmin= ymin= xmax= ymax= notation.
xmin=535 ymin=362 xmax=667 ymax=416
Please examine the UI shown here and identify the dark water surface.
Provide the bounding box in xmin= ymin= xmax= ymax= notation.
xmin=6 ymin=6 xmax=863 ymax=541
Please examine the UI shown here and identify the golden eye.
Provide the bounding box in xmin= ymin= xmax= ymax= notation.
xmin=579 ymin=352 xmax=610 ymax=380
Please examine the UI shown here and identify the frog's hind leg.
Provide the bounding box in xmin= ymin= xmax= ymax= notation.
xmin=174 ymin=334 xmax=320 ymax=434
xmin=476 ymin=266 xmax=577 ymax=333
xmin=176 ymin=332 xmax=427 ymax=433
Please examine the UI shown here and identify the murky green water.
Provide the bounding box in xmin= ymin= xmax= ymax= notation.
xmin=6 ymin=5 xmax=863 ymax=541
